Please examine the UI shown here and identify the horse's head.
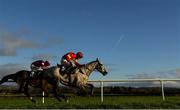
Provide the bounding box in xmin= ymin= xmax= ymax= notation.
xmin=95 ymin=58 xmax=108 ymax=76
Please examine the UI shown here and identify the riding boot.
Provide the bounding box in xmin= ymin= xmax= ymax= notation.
xmin=35 ymin=70 xmax=42 ymax=78
xmin=38 ymin=70 xmax=43 ymax=79
xmin=65 ymin=66 xmax=75 ymax=74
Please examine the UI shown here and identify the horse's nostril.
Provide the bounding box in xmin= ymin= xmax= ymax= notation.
xmin=103 ymin=71 xmax=108 ymax=75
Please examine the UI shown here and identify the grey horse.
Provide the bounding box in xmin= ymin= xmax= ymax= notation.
xmin=43 ymin=58 xmax=108 ymax=95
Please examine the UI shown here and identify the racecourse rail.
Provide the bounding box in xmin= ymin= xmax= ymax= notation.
xmin=88 ymin=79 xmax=180 ymax=102
xmin=1 ymin=79 xmax=180 ymax=103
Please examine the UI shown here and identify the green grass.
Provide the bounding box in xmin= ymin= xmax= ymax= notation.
xmin=0 ymin=95 xmax=180 ymax=109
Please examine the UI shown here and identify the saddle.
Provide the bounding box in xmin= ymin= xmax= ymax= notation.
xmin=29 ymin=70 xmax=44 ymax=87
xmin=57 ymin=64 xmax=76 ymax=75
xmin=57 ymin=64 xmax=85 ymax=75
xmin=30 ymin=79 xmax=40 ymax=87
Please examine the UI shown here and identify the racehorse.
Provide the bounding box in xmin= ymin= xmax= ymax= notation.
xmin=0 ymin=70 xmax=68 ymax=103
xmin=43 ymin=58 xmax=108 ymax=95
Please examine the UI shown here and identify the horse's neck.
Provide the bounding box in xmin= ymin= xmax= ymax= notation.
xmin=84 ymin=61 xmax=97 ymax=76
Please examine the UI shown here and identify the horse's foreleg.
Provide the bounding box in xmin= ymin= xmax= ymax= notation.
xmin=24 ymin=82 xmax=36 ymax=103
xmin=57 ymin=86 xmax=69 ymax=102
xmin=85 ymin=83 xmax=94 ymax=96
xmin=77 ymin=85 xmax=88 ymax=96
xmin=77 ymin=83 xmax=94 ymax=96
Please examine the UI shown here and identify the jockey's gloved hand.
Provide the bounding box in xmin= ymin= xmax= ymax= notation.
xmin=79 ymin=64 xmax=85 ymax=67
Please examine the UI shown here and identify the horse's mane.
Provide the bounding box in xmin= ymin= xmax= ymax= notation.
xmin=85 ymin=60 xmax=97 ymax=67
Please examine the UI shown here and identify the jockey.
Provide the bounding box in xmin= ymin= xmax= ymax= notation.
xmin=30 ymin=60 xmax=50 ymax=77
xmin=60 ymin=51 xmax=84 ymax=73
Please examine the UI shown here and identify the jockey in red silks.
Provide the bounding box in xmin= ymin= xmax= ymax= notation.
xmin=60 ymin=51 xmax=84 ymax=73
xmin=30 ymin=60 xmax=50 ymax=77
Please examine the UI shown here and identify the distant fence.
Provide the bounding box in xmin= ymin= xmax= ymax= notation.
xmin=1 ymin=79 xmax=180 ymax=103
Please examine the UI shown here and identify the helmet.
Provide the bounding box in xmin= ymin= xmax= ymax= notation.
xmin=76 ymin=52 xmax=83 ymax=59
xmin=44 ymin=61 xmax=50 ymax=66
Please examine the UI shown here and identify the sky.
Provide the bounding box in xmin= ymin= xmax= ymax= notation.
xmin=0 ymin=0 xmax=180 ymax=81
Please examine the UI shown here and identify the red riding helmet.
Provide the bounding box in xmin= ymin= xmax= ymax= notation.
xmin=44 ymin=61 xmax=50 ymax=66
xmin=76 ymin=52 xmax=83 ymax=59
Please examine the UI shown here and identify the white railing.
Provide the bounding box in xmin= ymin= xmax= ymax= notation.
xmin=88 ymin=79 xmax=180 ymax=102
xmin=2 ymin=79 xmax=180 ymax=103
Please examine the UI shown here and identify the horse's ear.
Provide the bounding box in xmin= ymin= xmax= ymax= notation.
xmin=96 ymin=58 xmax=103 ymax=64
xmin=96 ymin=58 xmax=99 ymax=62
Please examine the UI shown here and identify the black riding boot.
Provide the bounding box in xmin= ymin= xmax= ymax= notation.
xmin=64 ymin=66 xmax=74 ymax=74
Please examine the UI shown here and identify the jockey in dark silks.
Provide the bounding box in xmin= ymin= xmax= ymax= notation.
xmin=60 ymin=51 xmax=84 ymax=73
xmin=30 ymin=60 xmax=50 ymax=77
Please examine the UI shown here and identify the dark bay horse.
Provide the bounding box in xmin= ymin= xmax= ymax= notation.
xmin=0 ymin=70 xmax=67 ymax=103
xmin=0 ymin=70 xmax=29 ymax=93
xmin=23 ymin=73 xmax=68 ymax=103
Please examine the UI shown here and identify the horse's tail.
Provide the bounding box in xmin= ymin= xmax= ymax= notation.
xmin=0 ymin=73 xmax=17 ymax=85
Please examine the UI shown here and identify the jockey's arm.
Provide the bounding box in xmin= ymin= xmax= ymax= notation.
xmin=73 ymin=59 xmax=84 ymax=67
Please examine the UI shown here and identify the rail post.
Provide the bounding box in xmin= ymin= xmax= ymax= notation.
xmin=100 ymin=81 xmax=104 ymax=102
xmin=42 ymin=91 xmax=45 ymax=103
xmin=160 ymin=80 xmax=165 ymax=101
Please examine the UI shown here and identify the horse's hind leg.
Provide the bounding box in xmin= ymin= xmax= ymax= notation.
xmin=57 ymin=87 xmax=69 ymax=102
xmin=58 ymin=92 xmax=69 ymax=103
xmin=53 ymin=85 xmax=62 ymax=102
xmin=53 ymin=84 xmax=68 ymax=102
